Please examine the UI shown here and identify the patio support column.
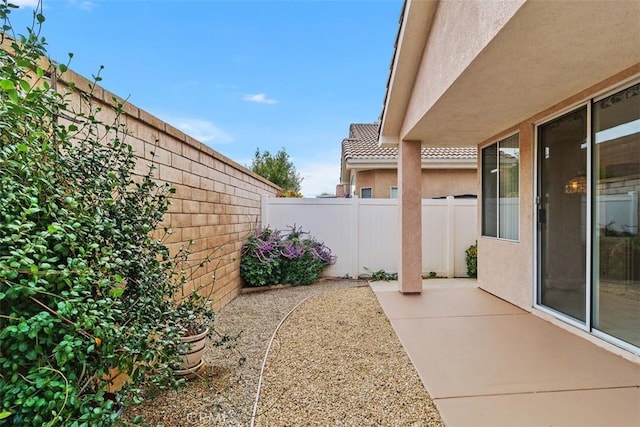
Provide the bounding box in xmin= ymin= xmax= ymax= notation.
xmin=398 ymin=139 xmax=422 ymax=293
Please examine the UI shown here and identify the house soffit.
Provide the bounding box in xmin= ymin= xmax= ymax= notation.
xmin=399 ymin=0 xmax=640 ymax=147
xmin=379 ymin=0 xmax=437 ymax=147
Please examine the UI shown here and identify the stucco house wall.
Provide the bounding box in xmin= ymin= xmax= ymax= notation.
xmin=354 ymin=169 xmax=396 ymax=198
xmin=479 ymin=66 xmax=640 ymax=363
xmin=421 ymin=169 xmax=477 ymax=199
xmin=402 ymin=0 xmax=526 ymax=138
xmin=378 ymin=0 xmax=640 ymax=358
xmin=477 ymin=118 xmax=534 ymax=310
xmin=353 ymin=168 xmax=477 ymax=199
xmin=478 ymin=65 xmax=640 ymax=311
xmin=342 ymin=123 xmax=477 ymax=199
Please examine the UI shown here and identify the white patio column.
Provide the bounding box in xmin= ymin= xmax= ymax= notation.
xmin=398 ymin=139 xmax=422 ymax=293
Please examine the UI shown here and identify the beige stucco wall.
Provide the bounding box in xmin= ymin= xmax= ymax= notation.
xmin=402 ymin=0 xmax=525 ymax=139
xmin=388 ymin=0 xmax=640 ymax=148
xmin=478 ymin=123 xmax=534 ymax=310
xmin=353 ymin=168 xmax=477 ymax=199
xmin=354 ymin=169 xmax=397 ymax=198
xmin=59 ymin=69 xmax=280 ymax=310
xmin=421 ymin=169 xmax=477 ymax=199
xmin=478 ymin=64 xmax=640 ymax=312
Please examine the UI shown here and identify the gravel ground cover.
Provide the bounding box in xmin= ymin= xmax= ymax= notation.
xmin=124 ymin=279 xmax=442 ymax=426
xmin=254 ymin=286 xmax=442 ymax=427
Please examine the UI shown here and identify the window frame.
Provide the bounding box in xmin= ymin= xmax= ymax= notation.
xmin=360 ymin=187 xmax=372 ymax=199
xmin=481 ymin=132 xmax=520 ymax=241
xmin=390 ymin=186 xmax=398 ymax=199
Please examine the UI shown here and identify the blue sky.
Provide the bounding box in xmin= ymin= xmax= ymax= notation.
xmin=9 ymin=0 xmax=403 ymax=196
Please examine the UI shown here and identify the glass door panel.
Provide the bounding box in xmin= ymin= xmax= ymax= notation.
xmin=593 ymin=83 xmax=640 ymax=347
xmin=537 ymin=107 xmax=588 ymax=323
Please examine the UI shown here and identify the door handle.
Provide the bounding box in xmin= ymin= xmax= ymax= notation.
xmin=538 ymin=208 xmax=546 ymax=224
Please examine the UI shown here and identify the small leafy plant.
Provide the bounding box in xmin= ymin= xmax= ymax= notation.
xmin=466 ymin=241 xmax=478 ymax=278
xmin=240 ymin=225 xmax=336 ymax=287
xmin=360 ymin=268 xmax=398 ymax=282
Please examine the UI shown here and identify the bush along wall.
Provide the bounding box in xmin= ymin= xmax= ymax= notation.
xmin=240 ymin=225 xmax=336 ymax=287
xmin=0 ymin=5 xmax=217 ymax=425
xmin=466 ymin=241 xmax=478 ymax=278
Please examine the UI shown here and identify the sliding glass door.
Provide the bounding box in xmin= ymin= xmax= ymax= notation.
xmin=537 ymin=82 xmax=640 ymax=350
xmin=592 ymin=83 xmax=640 ymax=347
xmin=537 ymin=107 xmax=588 ymax=323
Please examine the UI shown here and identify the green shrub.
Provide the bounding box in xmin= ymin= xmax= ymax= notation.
xmin=280 ymin=252 xmax=324 ymax=285
xmin=0 ymin=4 xmax=215 ymax=425
xmin=239 ymin=227 xmax=283 ymax=287
xmin=240 ymin=225 xmax=336 ymax=287
xmin=466 ymin=241 xmax=478 ymax=278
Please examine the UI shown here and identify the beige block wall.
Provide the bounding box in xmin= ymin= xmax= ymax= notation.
xmin=478 ymin=63 xmax=640 ymax=311
xmin=58 ymin=69 xmax=280 ymax=310
xmin=354 ymin=168 xmax=477 ymax=199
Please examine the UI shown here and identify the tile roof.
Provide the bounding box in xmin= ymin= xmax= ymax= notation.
xmin=343 ymin=123 xmax=477 ymax=161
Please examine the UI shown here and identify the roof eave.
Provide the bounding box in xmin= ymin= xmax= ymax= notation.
xmin=345 ymin=157 xmax=477 ymax=171
xmin=378 ymin=0 xmax=439 ymax=147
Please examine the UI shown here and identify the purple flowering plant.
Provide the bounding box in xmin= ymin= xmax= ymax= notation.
xmin=240 ymin=225 xmax=336 ymax=287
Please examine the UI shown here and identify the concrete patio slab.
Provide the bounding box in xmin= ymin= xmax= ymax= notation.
xmin=372 ymin=281 xmax=640 ymax=426
xmin=375 ymin=287 xmax=524 ymax=319
xmin=392 ymin=315 xmax=639 ymax=398
xmin=369 ymin=278 xmax=477 ymax=293
xmin=436 ymin=387 xmax=640 ymax=427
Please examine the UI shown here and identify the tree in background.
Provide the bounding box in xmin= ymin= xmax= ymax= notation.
xmin=250 ymin=148 xmax=303 ymax=196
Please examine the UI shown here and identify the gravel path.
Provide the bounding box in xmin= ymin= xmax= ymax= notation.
xmin=254 ymin=286 xmax=442 ymax=427
xmin=124 ymin=279 xmax=442 ymax=426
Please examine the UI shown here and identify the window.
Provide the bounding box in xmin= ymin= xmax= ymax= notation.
xmin=482 ymin=134 xmax=519 ymax=240
xmin=360 ymin=187 xmax=372 ymax=198
xmin=390 ymin=186 xmax=398 ymax=199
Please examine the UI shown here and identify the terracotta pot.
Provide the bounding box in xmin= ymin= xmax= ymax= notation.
xmin=176 ymin=327 xmax=209 ymax=377
xmin=173 ymin=358 xmax=205 ymax=380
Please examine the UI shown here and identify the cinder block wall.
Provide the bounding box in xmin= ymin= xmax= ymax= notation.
xmin=58 ymin=69 xmax=280 ymax=310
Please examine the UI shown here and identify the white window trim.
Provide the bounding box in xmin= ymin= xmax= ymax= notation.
xmin=360 ymin=187 xmax=372 ymax=199
xmin=533 ymin=102 xmax=592 ymax=331
xmin=481 ymin=132 xmax=520 ymax=241
xmin=390 ymin=186 xmax=398 ymax=199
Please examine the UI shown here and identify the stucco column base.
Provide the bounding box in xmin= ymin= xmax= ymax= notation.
xmin=398 ymin=139 xmax=423 ymax=294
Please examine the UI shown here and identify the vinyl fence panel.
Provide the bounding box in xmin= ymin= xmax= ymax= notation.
xmin=261 ymin=196 xmax=477 ymax=279
xmin=357 ymin=199 xmax=399 ymax=276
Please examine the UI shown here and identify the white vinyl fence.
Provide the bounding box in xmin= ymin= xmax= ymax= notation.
xmin=261 ymin=196 xmax=477 ymax=278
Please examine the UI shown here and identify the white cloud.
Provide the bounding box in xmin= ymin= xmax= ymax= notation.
xmin=298 ymin=161 xmax=340 ymax=198
xmin=13 ymin=0 xmax=95 ymax=10
xmin=10 ymin=0 xmax=40 ymax=8
xmin=242 ymin=93 xmax=278 ymax=105
xmin=168 ymin=117 xmax=234 ymax=145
